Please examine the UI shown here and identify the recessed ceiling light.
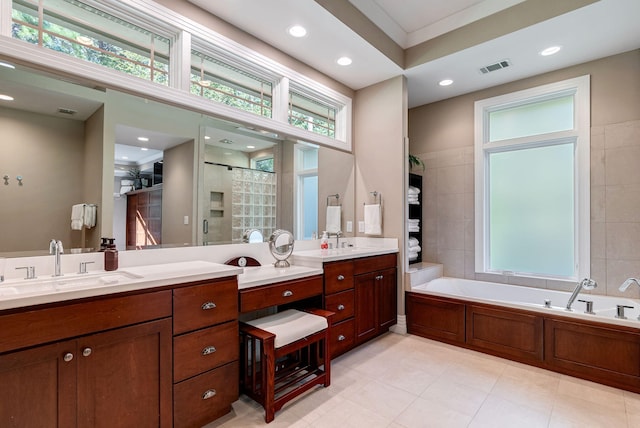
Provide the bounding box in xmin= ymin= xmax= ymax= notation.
xmin=288 ymin=25 xmax=307 ymax=38
xmin=337 ymin=57 xmax=352 ymax=66
xmin=0 ymin=61 xmax=15 ymax=69
xmin=204 ymin=135 xmax=211 ymax=140
xmin=246 ymin=145 xmax=255 ymax=149
xmin=439 ymin=79 xmax=453 ymax=86
xmin=0 ymin=94 xmax=14 ymax=101
xmin=137 ymin=137 xmax=149 ymax=142
xmin=540 ymin=46 xmax=561 ymax=56
xmin=141 ymin=147 xmax=148 ymax=151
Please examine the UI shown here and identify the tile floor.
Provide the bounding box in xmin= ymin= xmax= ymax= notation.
xmin=205 ymin=332 xmax=640 ymax=427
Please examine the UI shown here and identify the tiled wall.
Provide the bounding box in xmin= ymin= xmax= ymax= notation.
xmin=415 ymin=119 xmax=640 ymax=298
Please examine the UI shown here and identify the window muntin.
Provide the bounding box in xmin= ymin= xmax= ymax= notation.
xmin=11 ymin=0 xmax=170 ymax=85
xmin=191 ymin=50 xmax=273 ymax=118
xmin=488 ymin=94 xmax=574 ymax=142
xmin=289 ymin=91 xmax=336 ymax=138
xmin=475 ymin=76 xmax=590 ymax=281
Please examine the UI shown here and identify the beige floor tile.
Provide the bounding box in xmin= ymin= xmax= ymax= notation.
xmin=394 ymin=396 xmax=473 ymax=428
xmin=344 ymin=378 xmax=418 ymax=421
xmin=309 ymin=399 xmax=392 ymax=428
xmin=376 ymin=359 xmax=440 ymax=395
xmin=490 ymin=371 xmax=559 ymax=414
xmin=420 ymin=378 xmax=489 ymax=417
xmin=557 ymin=375 xmax=626 ymax=412
xmin=551 ymin=393 xmax=628 ymax=427
xmin=469 ymin=395 xmax=550 ymax=428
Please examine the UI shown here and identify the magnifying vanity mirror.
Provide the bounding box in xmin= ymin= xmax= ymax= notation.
xmin=0 ymin=62 xmax=355 ymax=256
xmin=269 ymin=229 xmax=294 ymax=268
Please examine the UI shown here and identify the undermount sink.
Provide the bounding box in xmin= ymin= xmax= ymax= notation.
xmin=0 ymin=271 xmax=142 ymax=297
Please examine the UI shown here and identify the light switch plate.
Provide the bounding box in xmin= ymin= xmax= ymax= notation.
xmin=346 ymin=220 xmax=353 ymax=232
xmin=358 ymin=221 xmax=365 ymax=233
xmin=183 ymin=215 xmax=189 ymax=225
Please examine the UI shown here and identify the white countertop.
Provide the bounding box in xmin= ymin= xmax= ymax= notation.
xmin=0 ymin=260 xmax=242 ymax=311
xmin=293 ymin=246 xmax=398 ymax=263
xmin=237 ymin=265 xmax=323 ymax=290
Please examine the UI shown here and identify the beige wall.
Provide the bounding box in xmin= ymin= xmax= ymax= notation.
xmin=318 ymin=147 xmax=355 ymax=239
xmin=354 ymin=75 xmax=408 ymax=313
xmin=409 ymin=49 xmax=640 ymax=297
xmin=82 ymin=106 xmax=104 ymax=249
xmin=162 ymin=140 xmax=196 ymax=246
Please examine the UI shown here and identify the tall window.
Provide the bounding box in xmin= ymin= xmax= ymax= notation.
xmin=11 ymin=0 xmax=170 ymax=85
xmin=294 ymin=144 xmax=318 ymax=240
xmin=474 ymin=76 xmax=590 ymax=281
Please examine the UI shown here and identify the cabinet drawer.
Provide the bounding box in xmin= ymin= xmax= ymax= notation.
xmin=354 ymin=253 xmax=397 ymax=275
xmin=324 ymin=260 xmax=354 ymax=294
xmin=173 ymin=361 xmax=239 ymax=428
xmin=174 ymin=321 xmax=239 ymax=383
xmin=173 ymin=279 xmax=238 ymax=335
xmin=239 ymin=275 xmax=322 ymax=313
xmin=330 ymin=318 xmax=355 ymax=357
xmin=325 ymin=290 xmax=354 ymax=323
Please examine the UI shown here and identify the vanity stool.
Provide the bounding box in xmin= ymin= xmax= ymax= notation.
xmin=239 ymin=308 xmax=334 ymax=423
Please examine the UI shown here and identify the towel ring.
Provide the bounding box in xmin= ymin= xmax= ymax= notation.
xmin=326 ymin=194 xmax=340 ymax=207
xmin=364 ymin=191 xmax=382 ymax=206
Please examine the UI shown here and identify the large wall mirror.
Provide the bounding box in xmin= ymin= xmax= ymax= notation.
xmin=0 ymin=63 xmax=355 ymax=256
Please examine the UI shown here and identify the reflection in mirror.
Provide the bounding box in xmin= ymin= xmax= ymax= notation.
xmin=269 ymin=229 xmax=294 ymax=267
xmin=0 ymin=62 xmax=355 ymax=256
xmin=243 ymin=229 xmax=264 ymax=243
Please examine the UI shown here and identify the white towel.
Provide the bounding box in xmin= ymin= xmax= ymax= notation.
xmin=408 ymin=186 xmax=421 ymax=195
xmin=326 ymin=205 xmax=341 ymax=234
xmin=84 ymin=205 xmax=97 ymax=229
xmin=71 ymin=204 xmax=84 ymax=230
xmin=408 ymin=237 xmax=420 ymax=247
xmin=364 ymin=204 xmax=382 ymax=235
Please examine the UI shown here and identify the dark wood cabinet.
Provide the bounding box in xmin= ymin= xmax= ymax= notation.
xmin=406 ymin=293 xmax=466 ymax=344
xmin=0 ymin=318 xmax=172 ymax=428
xmin=126 ymin=187 xmax=162 ymax=249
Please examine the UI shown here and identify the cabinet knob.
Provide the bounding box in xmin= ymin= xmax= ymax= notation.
xmin=202 ymin=389 xmax=217 ymax=400
xmin=337 ymin=275 xmax=345 ymax=281
xmin=82 ymin=348 xmax=92 ymax=357
xmin=282 ymin=290 xmax=293 ymax=297
xmin=338 ymin=335 xmax=346 ymax=341
xmin=337 ymin=304 xmax=345 ymax=311
xmin=376 ymin=275 xmax=384 ymax=280
xmin=63 ymin=352 xmax=74 ymax=362
xmin=202 ymin=346 xmax=217 ymax=356
xmin=201 ymin=302 xmax=217 ymax=310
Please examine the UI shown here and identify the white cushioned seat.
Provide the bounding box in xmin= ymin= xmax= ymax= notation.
xmin=246 ymin=309 xmax=328 ymax=348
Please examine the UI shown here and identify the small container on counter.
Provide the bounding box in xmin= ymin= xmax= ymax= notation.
xmin=104 ymin=238 xmax=118 ymax=271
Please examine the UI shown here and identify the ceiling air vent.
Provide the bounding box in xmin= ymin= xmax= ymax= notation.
xmin=479 ymin=59 xmax=511 ymax=74
xmin=57 ymin=107 xmax=77 ymax=115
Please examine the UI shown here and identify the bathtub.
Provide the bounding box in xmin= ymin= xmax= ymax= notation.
xmin=406 ymin=276 xmax=640 ymax=393
xmin=412 ymin=276 xmax=640 ymax=325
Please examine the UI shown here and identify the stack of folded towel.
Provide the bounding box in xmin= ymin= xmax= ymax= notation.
xmin=71 ymin=204 xmax=97 ymax=230
xmin=408 ymin=237 xmax=421 ymax=262
xmin=408 ymin=185 xmax=420 ymax=205
xmin=408 ymin=218 xmax=420 ymax=232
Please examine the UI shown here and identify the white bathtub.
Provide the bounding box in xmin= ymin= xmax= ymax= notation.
xmin=411 ymin=277 xmax=640 ymax=326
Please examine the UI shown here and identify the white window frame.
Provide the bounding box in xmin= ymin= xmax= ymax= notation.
xmin=293 ymin=144 xmax=318 ymax=240
xmin=474 ymin=75 xmax=590 ymax=281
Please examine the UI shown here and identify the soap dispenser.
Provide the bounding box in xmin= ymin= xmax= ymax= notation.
xmin=104 ymin=238 xmax=118 ymax=271
xmin=320 ymin=231 xmax=329 ymax=250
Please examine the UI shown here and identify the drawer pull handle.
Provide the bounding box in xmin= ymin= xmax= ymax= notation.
xmin=63 ymin=352 xmax=74 ymax=362
xmin=201 ymin=302 xmax=217 ymax=310
xmin=82 ymin=347 xmax=92 ymax=357
xmin=337 ymin=304 xmax=345 ymax=311
xmin=282 ymin=290 xmax=293 ymax=297
xmin=202 ymin=389 xmax=217 ymax=400
xmin=337 ymin=275 xmax=345 ymax=281
xmin=338 ymin=335 xmax=346 ymax=341
xmin=376 ymin=275 xmax=384 ymax=280
xmin=202 ymin=346 xmax=217 ymax=356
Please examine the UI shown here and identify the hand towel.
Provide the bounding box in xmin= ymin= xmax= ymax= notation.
xmin=84 ymin=205 xmax=97 ymax=229
xmin=364 ymin=204 xmax=382 ymax=235
xmin=71 ymin=204 xmax=84 ymax=230
xmin=326 ymin=205 xmax=342 ymax=234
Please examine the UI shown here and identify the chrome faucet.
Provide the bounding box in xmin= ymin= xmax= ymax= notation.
xmin=619 ymin=278 xmax=640 ymax=292
xmin=565 ymin=278 xmax=597 ymax=311
xmin=49 ymin=239 xmax=64 ymax=277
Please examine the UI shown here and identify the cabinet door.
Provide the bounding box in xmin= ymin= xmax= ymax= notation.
xmin=0 ymin=341 xmax=76 ymax=428
xmin=76 ymin=319 xmax=173 ymax=428
xmin=355 ymin=272 xmax=378 ymax=343
xmin=377 ymin=268 xmax=397 ymax=330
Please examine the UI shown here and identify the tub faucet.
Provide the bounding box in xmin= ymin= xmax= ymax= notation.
xmin=619 ymin=278 xmax=640 ymax=292
xmin=49 ymin=239 xmax=64 ymax=277
xmin=565 ymin=278 xmax=597 ymax=311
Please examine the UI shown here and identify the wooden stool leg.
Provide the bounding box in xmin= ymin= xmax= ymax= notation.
xmin=263 ymin=335 xmax=276 ymax=423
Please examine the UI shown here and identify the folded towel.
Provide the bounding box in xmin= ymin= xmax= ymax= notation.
xmin=408 ymin=237 xmax=420 ymax=247
xmin=71 ymin=204 xmax=84 ymax=230
xmin=364 ymin=204 xmax=382 ymax=235
xmin=326 ymin=205 xmax=341 ymax=234
xmin=408 ymin=226 xmax=420 ymax=232
xmin=408 ymin=186 xmax=421 ymax=195
xmin=408 ymin=245 xmax=422 ymax=253
xmin=84 ymin=205 xmax=96 ymax=229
